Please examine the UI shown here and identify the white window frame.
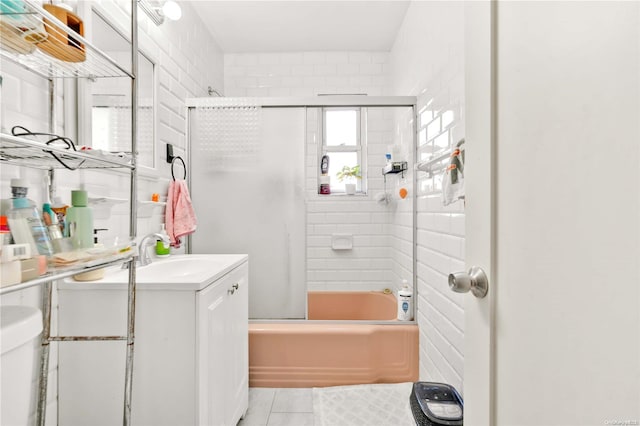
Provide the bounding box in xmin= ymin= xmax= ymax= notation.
xmin=320 ymin=107 xmax=367 ymax=194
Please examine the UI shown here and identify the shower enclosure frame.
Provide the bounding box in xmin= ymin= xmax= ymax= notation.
xmin=185 ymin=96 xmax=418 ymax=323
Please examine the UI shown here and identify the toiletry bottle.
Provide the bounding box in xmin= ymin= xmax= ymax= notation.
xmin=65 ymin=190 xmax=94 ymax=249
xmin=319 ymin=155 xmax=331 ymax=194
xmin=51 ymin=197 xmax=68 ymax=235
xmin=43 ymin=203 xmax=65 ymax=252
xmin=7 ymin=179 xmax=54 ymax=256
xmin=397 ymin=280 xmax=413 ymax=321
xmin=155 ymin=224 xmax=170 ymax=257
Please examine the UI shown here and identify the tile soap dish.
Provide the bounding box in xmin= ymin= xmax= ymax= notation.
xmin=331 ymin=234 xmax=353 ymax=251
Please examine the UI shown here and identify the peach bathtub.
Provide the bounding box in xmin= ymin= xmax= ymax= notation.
xmin=307 ymin=291 xmax=397 ymax=320
xmin=249 ymin=291 xmax=418 ymax=388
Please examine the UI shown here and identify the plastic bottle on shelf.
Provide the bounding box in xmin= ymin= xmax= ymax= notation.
xmin=51 ymin=197 xmax=68 ymax=235
xmin=65 ymin=190 xmax=94 ymax=250
xmin=155 ymin=224 xmax=170 ymax=257
xmin=7 ymin=179 xmax=53 ymax=256
xmin=43 ymin=203 xmax=66 ymax=252
xmin=397 ymin=280 xmax=413 ymax=321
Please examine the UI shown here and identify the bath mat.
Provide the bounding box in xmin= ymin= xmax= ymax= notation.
xmin=313 ymin=382 xmax=414 ymax=426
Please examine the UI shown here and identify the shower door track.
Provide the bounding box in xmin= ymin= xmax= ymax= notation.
xmin=249 ymin=319 xmax=417 ymax=325
xmin=186 ymin=96 xmax=416 ymax=109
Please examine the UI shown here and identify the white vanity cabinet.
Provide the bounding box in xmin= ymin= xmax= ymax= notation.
xmin=198 ymin=262 xmax=249 ymax=426
xmin=57 ymin=256 xmax=248 ymax=426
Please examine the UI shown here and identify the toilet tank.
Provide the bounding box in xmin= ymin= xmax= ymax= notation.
xmin=1 ymin=305 xmax=43 ymax=426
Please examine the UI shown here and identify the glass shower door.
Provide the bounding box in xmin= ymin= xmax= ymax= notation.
xmin=189 ymin=106 xmax=306 ymax=319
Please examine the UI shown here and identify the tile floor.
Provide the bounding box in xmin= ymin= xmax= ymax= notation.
xmin=238 ymin=388 xmax=315 ymax=426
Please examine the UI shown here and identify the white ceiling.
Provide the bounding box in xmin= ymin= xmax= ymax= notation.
xmin=186 ymin=1 xmax=410 ymax=53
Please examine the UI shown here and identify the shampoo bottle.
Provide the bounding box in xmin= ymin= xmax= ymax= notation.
xmin=65 ymin=190 xmax=94 ymax=249
xmin=156 ymin=224 xmax=170 ymax=257
xmin=397 ymin=280 xmax=413 ymax=321
xmin=7 ymin=179 xmax=54 ymax=256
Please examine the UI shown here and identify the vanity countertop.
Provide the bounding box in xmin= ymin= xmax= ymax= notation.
xmin=59 ymin=254 xmax=248 ymax=291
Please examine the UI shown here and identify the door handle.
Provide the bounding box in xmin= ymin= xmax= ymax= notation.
xmin=448 ymin=266 xmax=489 ymax=298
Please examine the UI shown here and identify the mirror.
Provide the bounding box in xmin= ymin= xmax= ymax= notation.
xmin=82 ymin=8 xmax=156 ymax=170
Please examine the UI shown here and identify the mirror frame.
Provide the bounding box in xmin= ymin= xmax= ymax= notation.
xmin=76 ymin=2 xmax=160 ymax=176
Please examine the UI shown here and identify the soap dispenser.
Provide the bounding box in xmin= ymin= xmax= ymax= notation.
xmin=156 ymin=224 xmax=170 ymax=257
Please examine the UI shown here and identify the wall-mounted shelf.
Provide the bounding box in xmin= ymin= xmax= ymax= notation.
xmin=0 ymin=133 xmax=134 ymax=170
xmin=382 ymin=161 xmax=408 ymax=175
xmin=382 ymin=161 xmax=408 ymax=183
xmin=0 ymin=0 xmax=132 ymax=79
xmin=0 ymin=250 xmax=134 ymax=295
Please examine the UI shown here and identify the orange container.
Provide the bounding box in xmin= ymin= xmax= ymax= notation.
xmin=0 ymin=215 xmax=9 ymax=232
xmin=38 ymin=5 xmax=86 ymax=62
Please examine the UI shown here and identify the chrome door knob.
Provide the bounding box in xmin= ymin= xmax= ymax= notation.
xmin=448 ymin=266 xmax=489 ymax=298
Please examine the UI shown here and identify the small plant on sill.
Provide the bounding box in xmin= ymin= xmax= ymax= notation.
xmin=336 ymin=165 xmax=362 ymax=183
xmin=336 ymin=165 xmax=361 ymax=195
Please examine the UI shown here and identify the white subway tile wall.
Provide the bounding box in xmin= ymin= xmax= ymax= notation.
xmin=390 ymin=107 xmax=416 ymax=293
xmin=225 ymin=51 xmax=391 ymax=97
xmin=305 ymin=107 xmax=408 ymax=293
xmin=1 ymin=2 xmax=223 ymax=423
xmin=390 ymin=1 xmax=466 ymax=394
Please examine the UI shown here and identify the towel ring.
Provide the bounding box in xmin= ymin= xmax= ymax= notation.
xmin=171 ymin=156 xmax=186 ymax=181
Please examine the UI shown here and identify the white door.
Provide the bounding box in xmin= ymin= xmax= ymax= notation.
xmin=464 ymin=2 xmax=640 ymax=425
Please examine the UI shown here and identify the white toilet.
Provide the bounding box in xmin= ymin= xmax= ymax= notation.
xmin=1 ymin=305 xmax=43 ymax=426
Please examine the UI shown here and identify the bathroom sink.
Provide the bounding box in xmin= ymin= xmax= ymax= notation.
xmin=135 ymin=255 xmax=238 ymax=283
xmin=63 ymin=254 xmax=248 ymax=290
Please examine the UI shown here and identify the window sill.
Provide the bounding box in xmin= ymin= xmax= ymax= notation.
xmin=315 ymin=192 xmax=368 ymax=198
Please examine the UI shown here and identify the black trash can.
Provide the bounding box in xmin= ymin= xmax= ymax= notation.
xmin=409 ymin=382 xmax=463 ymax=426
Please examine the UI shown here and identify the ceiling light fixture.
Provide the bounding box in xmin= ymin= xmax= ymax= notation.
xmin=139 ymin=0 xmax=182 ymax=26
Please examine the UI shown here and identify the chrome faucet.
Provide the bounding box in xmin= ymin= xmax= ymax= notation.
xmin=138 ymin=232 xmax=171 ymax=266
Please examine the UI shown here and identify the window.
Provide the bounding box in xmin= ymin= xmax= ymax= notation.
xmin=321 ymin=108 xmax=366 ymax=194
